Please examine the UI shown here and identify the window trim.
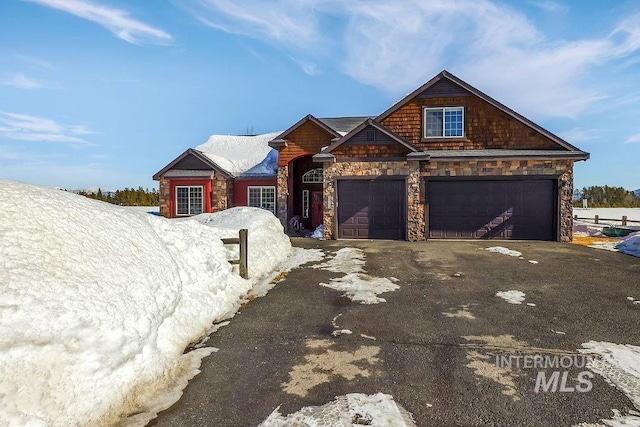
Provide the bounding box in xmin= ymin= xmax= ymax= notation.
xmin=247 ymin=185 xmax=276 ymax=214
xmin=302 ymin=189 xmax=310 ymax=218
xmin=423 ymin=106 xmax=464 ymax=139
xmin=302 ymin=168 xmax=323 ymax=184
xmin=175 ymin=185 xmax=204 ymax=216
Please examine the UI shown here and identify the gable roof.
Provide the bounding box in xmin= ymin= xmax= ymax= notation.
xmin=322 ymin=118 xmax=422 ymax=154
xmin=377 ymin=70 xmax=585 ymax=153
xmin=318 ymin=116 xmax=374 ymax=136
xmin=269 ymin=115 xmax=372 ymax=148
xmin=153 ymin=148 xmax=225 ymax=180
xmin=153 ymin=132 xmax=281 ymax=180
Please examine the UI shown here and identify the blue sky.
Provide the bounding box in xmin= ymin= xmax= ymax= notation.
xmin=1 ymin=0 xmax=639 ymax=191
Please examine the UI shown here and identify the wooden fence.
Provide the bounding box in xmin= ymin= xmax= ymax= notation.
xmin=222 ymin=229 xmax=248 ymax=279
xmin=574 ymin=215 xmax=640 ymax=226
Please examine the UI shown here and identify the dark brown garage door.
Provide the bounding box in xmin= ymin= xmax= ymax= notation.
xmin=338 ymin=179 xmax=406 ymax=239
xmin=428 ymin=179 xmax=556 ymax=240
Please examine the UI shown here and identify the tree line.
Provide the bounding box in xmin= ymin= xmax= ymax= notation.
xmin=78 ymin=187 xmax=159 ymax=206
xmin=574 ymin=185 xmax=640 ymax=208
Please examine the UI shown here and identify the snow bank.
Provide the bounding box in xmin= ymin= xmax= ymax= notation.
xmin=616 ymin=234 xmax=640 ymax=257
xmin=259 ymin=393 xmax=416 ymax=426
xmin=195 ymin=132 xmax=281 ymax=176
xmin=186 ymin=207 xmax=292 ymax=278
xmin=0 ymin=181 xmax=291 ymax=426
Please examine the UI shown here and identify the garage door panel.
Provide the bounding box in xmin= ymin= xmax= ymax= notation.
xmin=428 ymin=180 xmax=555 ymax=241
xmin=338 ymin=179 xmax=405 ymax=240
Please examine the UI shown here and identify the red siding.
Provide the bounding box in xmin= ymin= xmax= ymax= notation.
xmin=233 ymin=179 xmax=277 ymax=207
xmin=168 ymin=179 xmax=212 ymax=218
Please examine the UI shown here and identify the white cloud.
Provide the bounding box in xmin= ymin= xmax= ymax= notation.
xmin=1 ymin=73 xmax=45 ymax=89
xmin=24 ymin=0 xmax=172 ymax=44
xmin=182 ymin=0 xmax=321 ymax=49
xmin=0 ymin=112 xmax=94 ymax=147
xmin=528 ymin=1 xmax=568 ymax=13
xmin=180 ymin=0 xmax=640 ymax=120
xmin=625 ymin=132 xmax=640 ymax=144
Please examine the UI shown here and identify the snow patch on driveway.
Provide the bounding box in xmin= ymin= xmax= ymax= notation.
xmin=486 ymin=246 xmax=523 ymax=257
xmin=259 ymin=393 xmax=416 ymax=427
xmin=314 ymin=248 xmax=400 ymax=304
xmin=496 ymin=290 xmax=527 ymax=305
xmin=312 ymin=247 xmax=365 ymax=274
xmin=579 ymin=342 xmax=640 ymax=420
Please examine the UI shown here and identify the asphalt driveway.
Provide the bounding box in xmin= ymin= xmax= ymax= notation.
xmin=151 ymin=239 xmax=640 ymax=426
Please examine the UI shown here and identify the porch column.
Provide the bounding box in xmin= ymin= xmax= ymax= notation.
xmin=276 ymin=165 xmax=288 ymax=228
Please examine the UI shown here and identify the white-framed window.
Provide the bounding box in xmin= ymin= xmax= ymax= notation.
xmin=176 ymin=186 xmax=204 ymax=216
xmin=423 ymin=107 xmax=464 ymax=138
xmin=302 ymin=190 xmax=310 ymax=218
xmin=248 ymin=186 xmax=276 ymax=214
xmin=302 ymin=168 xmax=323 ymax=183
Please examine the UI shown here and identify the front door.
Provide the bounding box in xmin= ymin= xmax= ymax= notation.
xmin=311 ymin=191 xmax=323 ymax=228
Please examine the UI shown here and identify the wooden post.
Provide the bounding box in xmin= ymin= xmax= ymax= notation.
xmin=622 ymin=216 xmax=628 ymax=226
xmin=595 ymin=215 xmax=599 ymax=224
xmin=239 ymin=228 xmax=248 ymax=279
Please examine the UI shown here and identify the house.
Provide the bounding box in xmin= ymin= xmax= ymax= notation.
xmin=153 ymin=132 xmax=282 ymax=218
xmin=154 ymin=70 xmax=589 ymax=242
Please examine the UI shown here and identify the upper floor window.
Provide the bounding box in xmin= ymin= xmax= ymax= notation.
xmin=424 ymin=107 xmax=464 ymax=138
xmin=302 ymin=168 xmax=323 ymax=183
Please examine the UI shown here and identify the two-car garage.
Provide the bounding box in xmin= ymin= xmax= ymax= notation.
xmin=427 ymin=179 xmax=557 ymax=241
xmin=336 ymin=177 xmax=558 ymax=241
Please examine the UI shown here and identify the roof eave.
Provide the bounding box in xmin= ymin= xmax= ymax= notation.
xmin=312 ymin=153 xmax=336 ymax=163
xmin=268 ymin=139 xmax=287 ymax=149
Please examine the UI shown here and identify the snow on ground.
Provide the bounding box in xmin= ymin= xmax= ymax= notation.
xmin=0 ymin=181 xmax=299 ymax=426
xmin=313 ymin=248 xmax=399 ymax=304
xmin=195 ymin=132 xmax=282 ymax=176
xmin=616 ymin=235 xmax=640 ymax=257
xmin=309 ymin=224 xmax=324 ymax=239
xmin=486 ymin=246 xmax=523 ymax=257
xmin=495 ymin=290 xmax=527 ymax=304
xmin=259 ymin=393 xmax=416 ymax=427
xmin=579 ymin=342 xmax=640 ymax=425
xmin=574 ymin=208 xmax=640 ymax=225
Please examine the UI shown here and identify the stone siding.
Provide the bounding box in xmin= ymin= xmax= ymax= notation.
xmin=159 ymin=178 xmax=170 ymax=218
xmin=211 ymin=175 xmax=231 ymax=212
xmin=322 ymin=160 xmax=423 ymax=241
xmin=276 ymin=166 xmax=289 ymax=227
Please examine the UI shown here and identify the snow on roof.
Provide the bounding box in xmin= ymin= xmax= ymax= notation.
xmin=194 ymin=131 xmax=282 ymax=177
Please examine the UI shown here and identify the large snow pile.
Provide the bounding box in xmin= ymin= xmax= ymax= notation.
xmin=0 ymin=181 xmax=291 ymax=426
xmin=195 ymin=131 xmax=281 ymax=176
xmin=616 ymin=234 xmax=640 ymax=257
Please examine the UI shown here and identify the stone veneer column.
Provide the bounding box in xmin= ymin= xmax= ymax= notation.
xmin=406 ymin=163 xmax=425 ymax=241
xmin=559 ymin=163 xmax=574 ymax=242
xmin=159 ymin=178 xmax=170 ymax=218
xmin=276 ymin=166 xmax=289 ymax=228
xmin=322 ymin=160 xmax=422 ymax=241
